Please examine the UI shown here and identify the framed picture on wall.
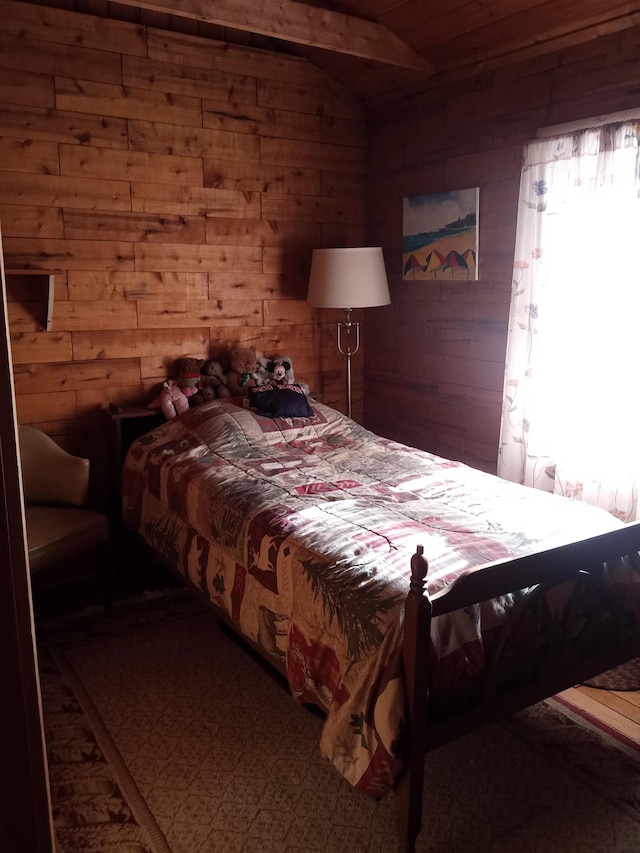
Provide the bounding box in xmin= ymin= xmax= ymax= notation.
xmin=402 ymin=188 xmax=479 ymax=280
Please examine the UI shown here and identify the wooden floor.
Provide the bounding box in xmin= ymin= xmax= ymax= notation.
xmin=560 ymin=685 xmax=640 ymax=745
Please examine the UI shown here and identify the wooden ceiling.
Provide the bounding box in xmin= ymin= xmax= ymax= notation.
xmin=20 ymin=0 xmax=640 ymax=99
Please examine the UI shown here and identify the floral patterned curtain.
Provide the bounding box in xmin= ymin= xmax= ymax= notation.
xmin=498 ymin=121 xmax=640 ymax=521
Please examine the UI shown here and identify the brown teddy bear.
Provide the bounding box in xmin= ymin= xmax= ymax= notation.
xmin=190 ymin=359 xmax=231 ymax=406
xmin=176 ymin=356 xmax=203 ymax=397
xmin=189 ymin=384 xmax=216 ymax=407
xmin=200 ymin=359 xmax=231 ymax=398
xmin=225 ymin=345 xmax=260 ymax=396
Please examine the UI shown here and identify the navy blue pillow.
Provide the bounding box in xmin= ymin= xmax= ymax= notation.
xmin=251 ymin=387 xmax=313 ymax=418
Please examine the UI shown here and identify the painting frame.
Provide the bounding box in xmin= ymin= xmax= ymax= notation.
xmin=402 ymin=189 xmax=479 ymax=281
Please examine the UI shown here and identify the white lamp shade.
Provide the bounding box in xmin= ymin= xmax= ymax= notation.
xmin=307 ymin=247 xmax=391 ymax=309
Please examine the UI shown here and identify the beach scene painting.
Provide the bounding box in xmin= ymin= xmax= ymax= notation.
xmin=403 ymin=189 xmax=479 ymax=280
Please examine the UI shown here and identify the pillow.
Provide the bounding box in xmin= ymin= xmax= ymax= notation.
xmin=250 ymin=385 xmax=314 ymax=418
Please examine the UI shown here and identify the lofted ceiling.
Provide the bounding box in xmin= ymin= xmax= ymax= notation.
xmin=18 ymin=0 xmax=640 ymax=100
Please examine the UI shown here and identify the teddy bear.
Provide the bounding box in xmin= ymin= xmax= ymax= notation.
xmin=176 ymin=356 xmax=203 ymax=397
xmin=189 ymin=360 xmax=232 ymax=406
xmin=225 ymin=344 xmax=260 ymax=396
xmin=199 ymin=359 xmax=231 ymax=398
xmin=189 ymin=384 xmax=217 ymax=407
xmin=255 ymin=356 xmax=271 ymax=386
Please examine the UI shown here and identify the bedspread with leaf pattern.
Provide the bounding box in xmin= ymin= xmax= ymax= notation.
xmin=121 ymin=400 xmax=635 ymax=796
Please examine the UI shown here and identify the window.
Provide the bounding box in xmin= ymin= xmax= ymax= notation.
xmin=498 ymin=121 xmax=640 ymax=520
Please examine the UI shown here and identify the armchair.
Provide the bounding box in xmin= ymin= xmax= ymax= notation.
xmin=18 ymin=425 xmax=112 ymax=612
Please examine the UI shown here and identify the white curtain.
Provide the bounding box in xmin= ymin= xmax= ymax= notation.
xmin=498 ymin=121 xmax=640 ymax=521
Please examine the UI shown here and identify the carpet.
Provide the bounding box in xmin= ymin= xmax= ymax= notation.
xmin=583 ymin=657 xmax=640 ymax=691
xmin=37 ymin=591 xmax=640 ymax=853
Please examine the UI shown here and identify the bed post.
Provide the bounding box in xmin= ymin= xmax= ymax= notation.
xmin=396 ymin=545 xmax=431 ymax=853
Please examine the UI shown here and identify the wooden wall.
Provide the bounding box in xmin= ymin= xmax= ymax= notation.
xmin=5 ymin=1 xmax=640 ymax=493
xmin=0 ymin=0 xmax=367 ymax=501
xmin=364 ymin=28 xmax=640 ymax=474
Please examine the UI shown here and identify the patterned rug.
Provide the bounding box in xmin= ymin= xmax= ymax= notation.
xmin=583 ymin=657 xmax=640 ymax=691
xmin=37 ymin=591 xmax=640 ymax=853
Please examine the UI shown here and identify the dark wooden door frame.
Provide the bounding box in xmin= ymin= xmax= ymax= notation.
xmin=0 ymin=225 xmax=54 ymax=853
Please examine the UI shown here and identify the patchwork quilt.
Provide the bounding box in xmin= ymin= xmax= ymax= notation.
xmin=121 ymin=400 xmax=638 ymax=796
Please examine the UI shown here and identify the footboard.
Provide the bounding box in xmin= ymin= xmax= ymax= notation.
xmin=396 ymin=520 xmax=640 ymax=852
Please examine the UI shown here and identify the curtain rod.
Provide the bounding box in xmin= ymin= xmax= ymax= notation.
xmin=537 ymin=107 xmax=640 ymax=138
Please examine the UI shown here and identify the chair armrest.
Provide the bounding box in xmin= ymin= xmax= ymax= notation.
xmin=19 ymin=426 xmax=90 ymax=506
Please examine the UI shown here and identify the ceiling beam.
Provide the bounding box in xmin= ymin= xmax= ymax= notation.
xmin=438 ymin=9 xmax=640 ymax=76
xmin=111 ymin=0 xmax=433 ymax=72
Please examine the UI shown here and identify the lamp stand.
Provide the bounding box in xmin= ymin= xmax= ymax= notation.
xmin=336 ymin=307 xmax=360 ymax=419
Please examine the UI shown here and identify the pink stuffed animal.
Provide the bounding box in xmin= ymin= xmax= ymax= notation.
xmin=156 ymin=380 xmax=191 ymax=419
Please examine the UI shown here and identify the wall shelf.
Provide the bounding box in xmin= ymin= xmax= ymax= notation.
xmin=5 ymin=271 xmax=55 ymax=332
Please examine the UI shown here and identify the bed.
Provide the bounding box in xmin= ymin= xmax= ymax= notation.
xmin=121 ymin=397 xmax=640 ymax=851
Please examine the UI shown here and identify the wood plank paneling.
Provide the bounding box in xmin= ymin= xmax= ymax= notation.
xmin=130 ymin=182 xmax=261 ymax=217
xmin=203 ymin=161 xmax=321 ymax=195
xmin=207 ymin=272 xmax=287 ymax=300
xmin=3 ymin=0 xmax=638 ymax=491
xmin=0 ymin=138 xmax=60 ymax=176
xmin=71 ymin=328 xmax=211 ymax=361
xmin=258 ymin=79 xmax=365 ymax=121
xmin=9 ymin=332 xmax=72 ymax=365
xmin=0 ymin=103 xmax=128 ymax=149
xmin=365 ymin=24 xmax=640 ymax=471
xmin=62 ymin=211 xmax=206 ymax=244
xmin=53 ymin=301 xmax=138 ymax=331
xmin=8 ymin=301 xmax=47 ymax=334
xmin=3 ymin=238 xmax=135 ymax=271
xmin=0 ymin=69 xmax=55 ymax=110
xmin=59 ymin=145 xmax=204 ymax=186
xmin=446 ymin=72 xmax=553 ymax=128
xmin=204 ymin=217 xmax=320 ymax=248
xmin=263 ymin=299 xmax=318 ymax=325
xmin=261 ymin=248 xmax=311 ymax=283
xmin=0 ymin=1 xmax=361 ymax=495
xmin=12 ymin=358 xmax=141 ymax=393
xmin=146 ymin=27 xmax=332 ymax=88
xmin=203 ymin=100 xmax=321 ymax=141
xmin=55 ymin=78 xmax=203 ymax=128
xmin=123 ymin=55 xmax=257 ymax=105
xmin=321 ymin=225 xmax=367 ymax=249
xmin=0 ymin=172 xmax=131 ymax=212
xmin=261 ymin=195 xmax=364 ymax=224
xmin=128 ymin=119 xmax=260 ymax=162
xmin=321 ymin=115 xmax=367 ymax=148
xmin=322 ymin=169 xmax=367 ymax=201
xmin=0 ymin=32 xmax=124 ymax=85
xmin=15 ymin=389 xmax=78 ymax=424
xmin=133 ymin=243 xmax=262 ymax=273
xmin=260 ymin=137 xmax=366 ymax=173
xmin=0 ymin=205 xmax=63 ymax=239
xmin=67 ymin=271 xmax=209 ymax=301
xmin=2 ymin=0 xmax=146 ymax=56
xmin=136 ymin=298 xmax=263 ymax=328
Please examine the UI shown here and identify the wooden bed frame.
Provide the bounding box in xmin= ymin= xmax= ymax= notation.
xmin=120 ymin=408 xmax=640 ymax=852
xmin=136 ymin=515 xmax=640 ymax=852
xmin=397 ymin=520 xmax=640 ymax=852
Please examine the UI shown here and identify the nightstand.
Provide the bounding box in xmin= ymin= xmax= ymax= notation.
xmin=105 ymin=403 xmax=166 ymax=576
xmin=106 ymin=403 xmax=165 ymax=476
xmin=105 ymin=404 xmax=164 ymax=535
xmin=105 ymin=404 xmax=177 ymax=593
